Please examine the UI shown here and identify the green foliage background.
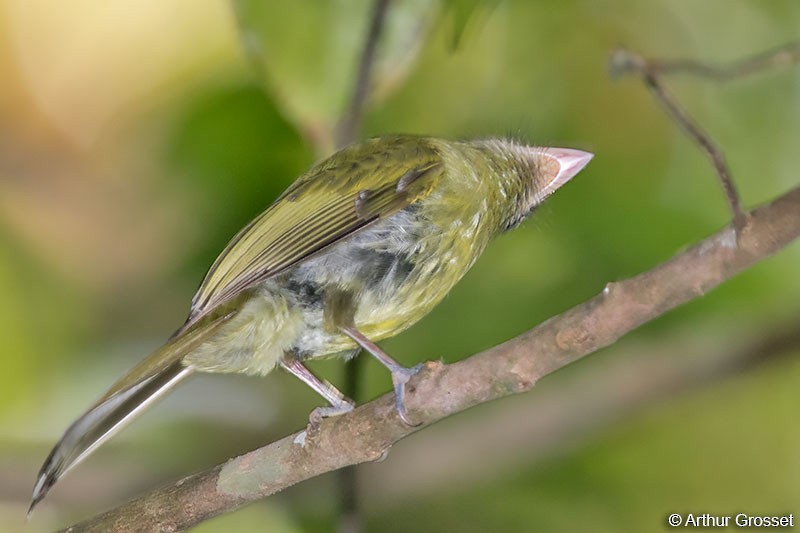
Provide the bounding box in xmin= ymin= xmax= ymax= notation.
xmin=1 ymin=1 xmax=799 ymax=531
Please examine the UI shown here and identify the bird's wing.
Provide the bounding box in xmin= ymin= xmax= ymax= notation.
xmin=180 ymin=137 xmax=444 ymax=333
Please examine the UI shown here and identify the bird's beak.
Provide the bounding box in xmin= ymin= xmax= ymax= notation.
xmin=534 ymin=148 xmax=594 ymax=203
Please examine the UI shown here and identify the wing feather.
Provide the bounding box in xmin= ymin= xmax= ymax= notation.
xmin=181 ymin=137 xmax=444 ymax=333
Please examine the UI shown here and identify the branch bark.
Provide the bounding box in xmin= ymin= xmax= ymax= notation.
xmin=62 ymin=185 xmax=800 ymax=532
xmin=367 ymin=318 xmax=800 ymax=504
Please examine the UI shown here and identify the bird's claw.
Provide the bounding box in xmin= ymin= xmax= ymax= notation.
xmin=392 ymin=364 xmax=423 ymax=427
xmin=305 ymin=400 xmax=355 ymax=439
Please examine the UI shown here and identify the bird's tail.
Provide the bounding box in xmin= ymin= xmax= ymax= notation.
xmin=29 ymin=312 xmax=234 ymax=514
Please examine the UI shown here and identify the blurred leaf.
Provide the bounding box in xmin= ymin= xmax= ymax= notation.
xmin=232 ymin=0 xmax=439 ymax=153
xmin=0 ymin=234 xmax=39 ymax=411
xmin=0 ymin=226 xmax=87 ymax=418
xmin=164 ymin=81 xmax=312 ymax=278
xmin=441 ymin=0 xmax=501 ymax=51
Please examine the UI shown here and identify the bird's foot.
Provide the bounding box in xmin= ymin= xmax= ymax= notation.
xmin=391 ymin=364 xmax=423 ymax=426
xmin=302 ymin=399 xmax=355 ymax=443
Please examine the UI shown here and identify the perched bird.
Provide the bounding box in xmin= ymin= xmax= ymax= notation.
xmin=30 ymin=135 xmax=592 ymax=512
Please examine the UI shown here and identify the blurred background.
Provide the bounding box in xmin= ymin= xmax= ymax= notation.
xmin=1 ymin=1 xmax=799 ymax=531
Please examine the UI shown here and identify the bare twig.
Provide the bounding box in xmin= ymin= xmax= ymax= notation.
xmin=610 ymin=42 xmax=800 ymax=82
xmin=610 ymin=47 xmax=751 ymax=233
xmin=647 ymin=70 xmax=747 ymax=232
xmin=62 ymin=186 xmax=800 ymax=533
xmin=609 ymin=42 xmax=800 ymax=234
xmin=336 ymin=0 xmax=392 ymax=148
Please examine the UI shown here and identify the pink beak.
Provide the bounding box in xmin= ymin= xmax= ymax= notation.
xmin=536 ymin=147 xmax=593 ymax=202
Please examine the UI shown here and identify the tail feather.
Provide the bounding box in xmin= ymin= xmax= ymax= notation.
xmin=29 ymin=361 xmax=191 ymax=515
xmin=29 ymin=312 xmax=234 ymax=514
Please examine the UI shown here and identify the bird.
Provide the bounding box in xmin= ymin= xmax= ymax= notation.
xmin=30 ymin=134 xmax=592 ymax=513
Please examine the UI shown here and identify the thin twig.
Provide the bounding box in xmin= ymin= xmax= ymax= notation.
xmin=336 ymin=0 xmax=392 ymax=148
xmin=610 ymin=47 xmax=751 ymax=233
xmin=610 ymin=42 xmax=800 ymax=82
xmin=61 ymin=186 xmax=800 ymax=533
xmin=645 ymin=70 xmax=747 ymax=232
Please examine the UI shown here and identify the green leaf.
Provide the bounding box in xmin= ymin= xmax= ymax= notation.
xmin=232 ymin=0 xmax=439 ymax=153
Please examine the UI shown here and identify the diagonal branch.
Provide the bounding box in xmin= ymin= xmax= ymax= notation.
xmin=62 ymin=185 xmax=800 ymax=533
xmin=368 ymin=316 xmax=800 ymax=503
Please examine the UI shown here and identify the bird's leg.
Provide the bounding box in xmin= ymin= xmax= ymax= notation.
xmin=340 ymin=326 xmax=422 ymax=426
xmin=279 ymin=355 xmax=354 ymax=433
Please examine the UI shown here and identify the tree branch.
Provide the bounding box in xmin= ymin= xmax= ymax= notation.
xmin=63 ymin=185 xmax=800 ymax=532
xmin=367 ymin=318 xmax=800 ymax=503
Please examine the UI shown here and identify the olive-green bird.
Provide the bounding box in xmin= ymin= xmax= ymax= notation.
xmin=30 ymin=135 xmax=592 ymax=511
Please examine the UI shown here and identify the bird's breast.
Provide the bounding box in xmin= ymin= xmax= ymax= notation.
xmin=281 ymin=199 xmax=490 ymax=358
